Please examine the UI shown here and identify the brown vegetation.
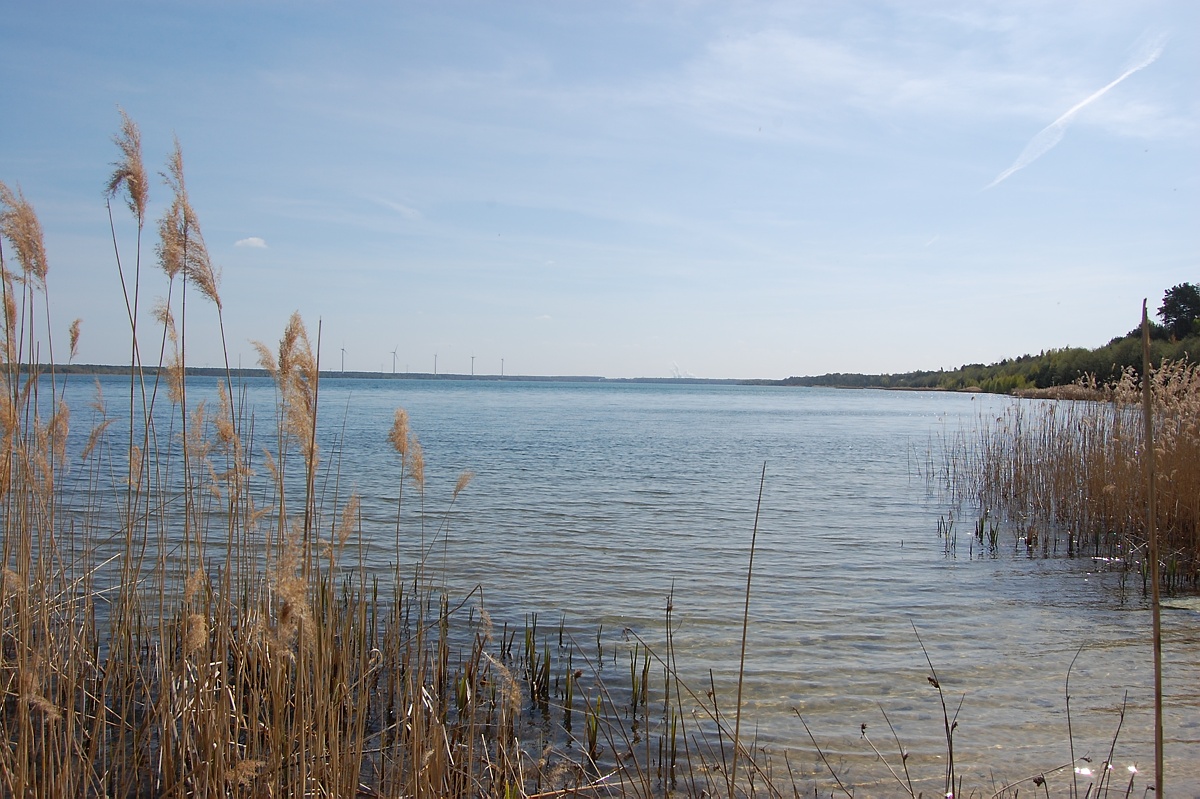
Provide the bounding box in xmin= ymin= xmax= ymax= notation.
xmin=0 ymin=116 xmax=1173 ymax=797
xmin=0 ymin=118 xmax=796 ymax=798
xmin=953 ymin=366 xmax=1200 ymax=590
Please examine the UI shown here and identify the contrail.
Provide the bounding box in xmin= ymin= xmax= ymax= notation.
xmin=985 ymin=34 xmax=1168 ymax=190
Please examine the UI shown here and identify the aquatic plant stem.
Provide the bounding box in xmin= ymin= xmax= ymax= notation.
xmin=306 ymin=318 xmax=322 ymax=573
xmin=1140 ymin=301 xmax=1163 ymax=795
xmin=1065 ymin=644 xmax=1084 ymax=798
xmin=730 ymin=462 xmax=766 ymax=799
xmin=794 ymin=711 xmax=853 ymax=798
xmin=874 ymin=705 xmax=917 ymax=796
xmin=912 ymin=620 xmax=960 ymax=797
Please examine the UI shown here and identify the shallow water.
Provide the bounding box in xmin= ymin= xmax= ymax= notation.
xmin=60 ymin=375 xmax=1200 ymax=793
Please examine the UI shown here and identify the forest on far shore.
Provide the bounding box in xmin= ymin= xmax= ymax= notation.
xmin=785 ymin=283 xmax=1200 ymax=394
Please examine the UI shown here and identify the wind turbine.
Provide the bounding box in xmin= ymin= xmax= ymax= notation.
xmin=340 ymin=345 xmax=346 ymax=373
xmin=471 ymin=354 xmax=475 ymax=376
xmin=391 ymin=345 xmax=398 ymax=375
xmin=434 ymin=353 xmax=438 ymax=375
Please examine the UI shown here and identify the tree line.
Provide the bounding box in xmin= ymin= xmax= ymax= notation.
xmin=784 ymin=283 xmax=1200 ymax=393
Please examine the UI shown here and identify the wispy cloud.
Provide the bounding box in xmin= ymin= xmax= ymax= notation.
xmin=376 ymin=198 xmax=423 ymax=220
xmin=985 ymin=33 xmax=1168 ymax=190
xmin=235 ymin=236 xmax=268 ymax=249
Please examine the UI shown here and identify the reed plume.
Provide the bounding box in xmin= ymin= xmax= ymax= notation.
xmin=1 ymin=266 xmax=16 ymax=367
xmin=0 ymin=182 xmax=48 ymax=288
xmin=157 ymin=139 xmax=219 ymax=308
xmin=105 ymin=107 xmax=149 ymax=227
xmin=273 ymin=311 xmax=320 ymax=471
xmin=408 ymin=437 xmax=425 ymax=493
xmin=388 ymin=407 xmax=410 ymax=456
xmin=68 ymin=318 xmax=80 ymax=361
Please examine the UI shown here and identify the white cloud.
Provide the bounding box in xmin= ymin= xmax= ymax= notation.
xmin=235 ymin=237 xmax=268 ymax=249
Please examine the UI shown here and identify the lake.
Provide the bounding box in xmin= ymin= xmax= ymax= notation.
xmin=61 ymin=374 xmax=1200 ymax=794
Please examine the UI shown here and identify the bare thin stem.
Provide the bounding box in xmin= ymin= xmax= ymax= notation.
xmin=1140 ymin=300 xmax=1164 ymax=795
xmin=730 ymin=462 xmax=766 ymax=799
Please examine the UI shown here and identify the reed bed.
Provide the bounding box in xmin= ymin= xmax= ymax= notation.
xmin=0 ymin=117 xmax=806 ymax=798
xmin=0 ymin=116 xmax=1167 ymax=797
xmin=946 ymin=366 xmax=1200 ymax=590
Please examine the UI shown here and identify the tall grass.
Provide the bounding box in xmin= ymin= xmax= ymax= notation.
xmin=1 ymin=117 xmax=1170 ymax=797
xmin=949 ymin=364 xmax=1200 ymax=590
xmin=1 ymin=117 xmax=806 ymax=798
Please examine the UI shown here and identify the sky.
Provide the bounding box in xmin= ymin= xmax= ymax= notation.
xmin=1 ymin=1 xmax=1196 ymax=379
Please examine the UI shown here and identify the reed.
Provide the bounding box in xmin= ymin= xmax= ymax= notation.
xmin=945 ymin=362 xmax=1200 ymax=590
xmin=1 ymin=116 xmax=813 ymax=798
xmin=0 ymin=116 xmax=1168 ymax=797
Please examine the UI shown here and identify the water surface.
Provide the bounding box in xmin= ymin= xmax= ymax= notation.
xmin=63 ymin=376 xmax=1200 ymax=793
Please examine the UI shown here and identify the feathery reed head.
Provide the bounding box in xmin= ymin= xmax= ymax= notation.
xmin=278 ymin=311 xmax=316 ymax=382
xmin=453 ymin=470 xmax=474 ymax=499
xmin=0 ymin=393 xmax=15 ymax=443
xmin=388 ymin=408 xmax=410 ymax=456
xmin=387 ymin=406 xmax=424 ymax=490
xmin=213 ymin=380 xmax=237 ymax=447
xmin=19 ymin=662 xmax=61 ymax=723
xmin=127 ymin=443 xmax=143 ymax=489
xmin=105 ymin=108 xmax=149 ymax=225
xmin=68 ymin=318 xmax=81 ymax=361
xmin=337 ymin=495 xmax=360 ymax=547
xmin=0 ymin=181 xmax=49 ymax=287
xmin=156 ymin=140 xmax=221 ymax=307
xmin=48 ymin=400 xmax=70 ymax=466
xmin=252 ymin=339 xmax=278 ymax=377
xmin=188 ymin=254 xmax=221 ymax=308
xmin=185 ymin=613 xmax=208 ymax=656
xmin=184 ymin=568 xmax=208 ymax=604
xmin=229 ymin=760 xmax=264 ymax=788
xmin=80 ymin=418 xmax=114 ymax=463
xmin=271 ymin=527 xmax=312 ymax=647
xmin=1 ymin=268 xmax=16 ymax=364
xmin=0 ymin=567 xmax=22 ymax=599
xmin=407 ymin=437 xmax=425 ymax=492
xmin=166 ymin=352 xmax=185 ymax=405
xmin=265 ymin=313 xmax=320 ymax=467
xmin=153 ymin=299 xmax=177 ymax=345
xmin=0 ymin=396 xmax=14 ymax=494
xmin=155 ymin=205 xmax=183 ymax=281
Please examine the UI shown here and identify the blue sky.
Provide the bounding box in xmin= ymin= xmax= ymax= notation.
xmin=1 ymin=1 xmax=1196 ymax=378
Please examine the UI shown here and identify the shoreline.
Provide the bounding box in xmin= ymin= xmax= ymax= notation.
xmin=24 ymin=363 xmax=1012 ymax=393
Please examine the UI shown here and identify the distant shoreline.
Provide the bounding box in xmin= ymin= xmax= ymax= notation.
xmin=27 ymin=364 xmax=1012 ymax=393
xmin=38 ymin=363 xmax=770 ymax=386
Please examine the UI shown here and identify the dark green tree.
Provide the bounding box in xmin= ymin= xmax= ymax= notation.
xmin=1157 ymin=282 xmax=1200 ymax=339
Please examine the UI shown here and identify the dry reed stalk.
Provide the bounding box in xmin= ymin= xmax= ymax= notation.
xmin=950 ymin=359 xmax=1200 ymax=589
xmin=730 ymin=463 xmax=766 ymax=799
xmin=1140 ymin=304 xmax=1164 ymax=795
